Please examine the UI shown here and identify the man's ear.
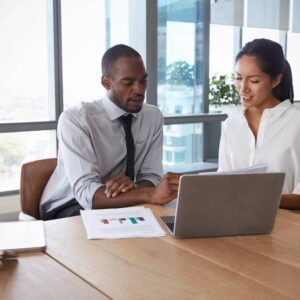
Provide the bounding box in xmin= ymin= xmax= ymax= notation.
xmin=272 ymin=73 xmax=282 ymax=89
xmin=101 ymin=75 xmax=111 ymax=90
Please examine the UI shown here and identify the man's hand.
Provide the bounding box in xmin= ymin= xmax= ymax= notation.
xmin=105 ymin=174 xmax=136 ymax=198
xmin=150 ymin=172 xmax=181 ymax=205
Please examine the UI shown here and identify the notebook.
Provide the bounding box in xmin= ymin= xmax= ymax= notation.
xmin=161 ymin=172 xmax=285 ymax=239
xmin=0 ymin=220 xmax=46 ymax=252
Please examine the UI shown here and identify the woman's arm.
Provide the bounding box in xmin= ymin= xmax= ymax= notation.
xmin=280 ymin=194 xmax=300 ymax=209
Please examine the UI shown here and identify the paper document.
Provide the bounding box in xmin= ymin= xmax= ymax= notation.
xmin=81 ymin=206 xmax=166 ymax=239
xmin=199 ymin=164 xmax=268 ymax=175
xmin=0 ymin=221 xmax=46 ymax=252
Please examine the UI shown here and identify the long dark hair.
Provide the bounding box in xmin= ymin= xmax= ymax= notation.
xmin=236 ymin=39 xmax=294 ymax=103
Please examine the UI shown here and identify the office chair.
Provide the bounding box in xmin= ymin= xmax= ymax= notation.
xmin=20 ymin=158 xmax=57 ymax=220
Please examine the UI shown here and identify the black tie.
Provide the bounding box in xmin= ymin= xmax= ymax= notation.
xmin=120 ymin=114 xmax=135 ymax=180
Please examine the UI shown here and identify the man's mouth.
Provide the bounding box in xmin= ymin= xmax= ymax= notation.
xmin=129 ymin=97 xmax=144 ymax=102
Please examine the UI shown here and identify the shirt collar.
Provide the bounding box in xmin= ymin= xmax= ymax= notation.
xmin=102 ymin=94 xmax=138 ymax=121
xmin=242 ymin=99 xmax=292 ymax=117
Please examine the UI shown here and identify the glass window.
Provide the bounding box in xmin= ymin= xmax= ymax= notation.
xmin=175 ymin=151 xmax=185 ymax=163
xmin=61 ymin=0 xmax=131 ymax=109
xmin=163 ymin=123 xmax=203 ymax=169
xmin=0 ymin=0 xmax=52 ymax=123
xmin=209 ymin=24 xmax=235 ymax=78
xmin=242 ymin=27 xmax=281 ymax=45
xmin=0 ymin=131 xmax=57 ymax=192
xmin=157 ymin=0 xmax=206 ymax=115
xmin=61 ymin=0 xmax=107 ymax=109
xmin=287 ymin=32 xmax=300 ymax=101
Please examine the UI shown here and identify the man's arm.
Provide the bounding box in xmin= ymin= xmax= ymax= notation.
xmin=280 ymin=194 xmax=300 ymax=209
xmin=92 ymin=172 xmax=181 ymax=209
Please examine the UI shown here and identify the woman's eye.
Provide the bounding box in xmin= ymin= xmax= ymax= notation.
xmin=251 ymin=80 xmax=259 ymax=84
xmin=235 ymin=77 xmax=242 ymax=81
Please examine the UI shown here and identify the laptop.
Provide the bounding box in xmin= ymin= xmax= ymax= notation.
xmin=160 ymin=172 xmax=285 ymax=239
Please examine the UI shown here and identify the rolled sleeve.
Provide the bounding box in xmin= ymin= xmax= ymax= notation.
xmin=58 ymin=111 xmax=104 ymax=208
xmin=218 ymin=122 xmax=232 ymax=172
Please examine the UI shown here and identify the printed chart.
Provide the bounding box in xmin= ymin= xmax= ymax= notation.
xmin=81 ymin=206 xmax=166 ymax=239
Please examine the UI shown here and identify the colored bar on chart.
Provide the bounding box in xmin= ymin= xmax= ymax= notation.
xmin=129 ymin=217 xmax=137 ymax=224
xmin=137 ymin=217 xmax=145 ymax=222
xmin=100 ymin=219 xmax=109 ymax=224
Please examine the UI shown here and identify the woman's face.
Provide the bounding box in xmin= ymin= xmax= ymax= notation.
xmin=235 ymin=55 xmax=281 ymax=109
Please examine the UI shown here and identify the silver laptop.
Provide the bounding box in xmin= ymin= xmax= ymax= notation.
xmin=161 ymin=172 xmax=285 ymax=239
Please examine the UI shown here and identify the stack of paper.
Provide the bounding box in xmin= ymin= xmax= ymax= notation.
xmin=0 ymin=221 xmax=46 ymax=252
xmin=80 ymin=206 xmax=166 ymax=239
xmin=199 ymin=164 xmax=268 ymax=175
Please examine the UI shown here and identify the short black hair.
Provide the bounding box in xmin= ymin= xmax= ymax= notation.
xmin=236 ymin=38 xmax=294 ymax=103
xmin=101 ymin=44 xmax=141 ymax=75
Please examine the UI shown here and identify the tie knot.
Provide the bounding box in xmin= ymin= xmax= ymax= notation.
xmin=120 ymin=114 xmax=133 ymax=128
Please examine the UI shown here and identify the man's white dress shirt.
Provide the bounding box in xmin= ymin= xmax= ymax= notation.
xmin=40 ymin=96 xmax=163 ymax=216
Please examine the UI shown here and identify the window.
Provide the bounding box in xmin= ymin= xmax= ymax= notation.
xmin=209 ymin=24 xmax=235 ymax=78
xmin=157 ymin=0 xmax=206 ymax=115
xmin=1 ymin=0 xmax=222 ymax=195
xmin=163 ymin=123 xmax=203 ymax=166
xmin=157 ymin=0 xmax=220 ymax=170
xmin=0 ymin=0 xmax=57 ymax=192
xmin=287 ymin=32 xmax=300 ymax=100
xmin=61 ymin=0 xmax=106 ymax=108
xmin=0 ymin=131 xmax=56 ymax=192
xmin=242 ymin=27 xmax=281 ymax=45
xmin=61 ymin=0 xmax=131 ymax=108
xmin=0 ymin=0 xmax=51 ymax=123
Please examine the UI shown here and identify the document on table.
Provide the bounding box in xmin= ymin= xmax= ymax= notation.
xmin=80 ymin=206 xmax=166 ymax=239
xmin=0 ymin=221 xmax=46 ymax=252
xmin=199 ymin=164 xmax=268 ymax=175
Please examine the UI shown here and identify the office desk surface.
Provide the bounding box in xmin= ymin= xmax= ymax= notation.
xmin=45 ymin=206 xmax=300 ymax=300
xmin=0 ymin=252 xmax=108 ymax=300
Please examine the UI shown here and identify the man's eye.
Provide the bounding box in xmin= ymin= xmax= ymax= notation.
xmin=123 ymin=81 xmax=132 ymax=85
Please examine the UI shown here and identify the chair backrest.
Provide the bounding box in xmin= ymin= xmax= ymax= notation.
xmin=20 ymin=158 xmax=57 ymax=219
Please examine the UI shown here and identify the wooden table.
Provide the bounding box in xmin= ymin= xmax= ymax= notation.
xmin=0 ymin=252 xmax=108 ymax=300
xmin=44 ymin=205 xmax=300 ymax=300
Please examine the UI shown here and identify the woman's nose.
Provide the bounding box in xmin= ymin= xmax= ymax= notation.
xmin=239 ymin=80 xmax=249 ymax=93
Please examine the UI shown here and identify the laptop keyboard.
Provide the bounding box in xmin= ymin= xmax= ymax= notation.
xmin=166 ymin=222 xmax=174 ymax=231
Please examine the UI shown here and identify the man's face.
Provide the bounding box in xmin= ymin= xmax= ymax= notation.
xmin=102 ymin=56 xmax=148 ymax=113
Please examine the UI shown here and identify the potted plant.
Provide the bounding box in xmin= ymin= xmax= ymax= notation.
xmin=209 ymin=74 xmax=240 ymax=114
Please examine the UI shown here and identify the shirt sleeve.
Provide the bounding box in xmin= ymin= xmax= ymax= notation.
xmin=291 ymin=135 xmax=300 ymax=195
xmin=217 ymin=121 xmax=232 ymax=172
xmin=135 ymin=109 xmax=163 ymax=186
xmin=57 ymin=111 xmax=104 ymax=209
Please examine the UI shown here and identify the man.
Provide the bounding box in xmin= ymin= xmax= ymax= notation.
xmin=40 ymin=44 xmax=181 ymax=220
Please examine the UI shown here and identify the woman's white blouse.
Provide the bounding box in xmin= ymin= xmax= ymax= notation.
xmin=218 ymin=100 xmax=300 ymax=195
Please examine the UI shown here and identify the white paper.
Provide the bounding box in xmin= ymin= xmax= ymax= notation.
xmin=80 ymin=206 xmax=166 ymax=239
xmin=0 ymin=221 xmax=46 ymax=252
xmin=198 ymin=164 xmax=268 ymax=175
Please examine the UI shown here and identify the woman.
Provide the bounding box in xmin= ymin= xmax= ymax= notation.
xmin=218 ymin=38 xmax=300 ymax=209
